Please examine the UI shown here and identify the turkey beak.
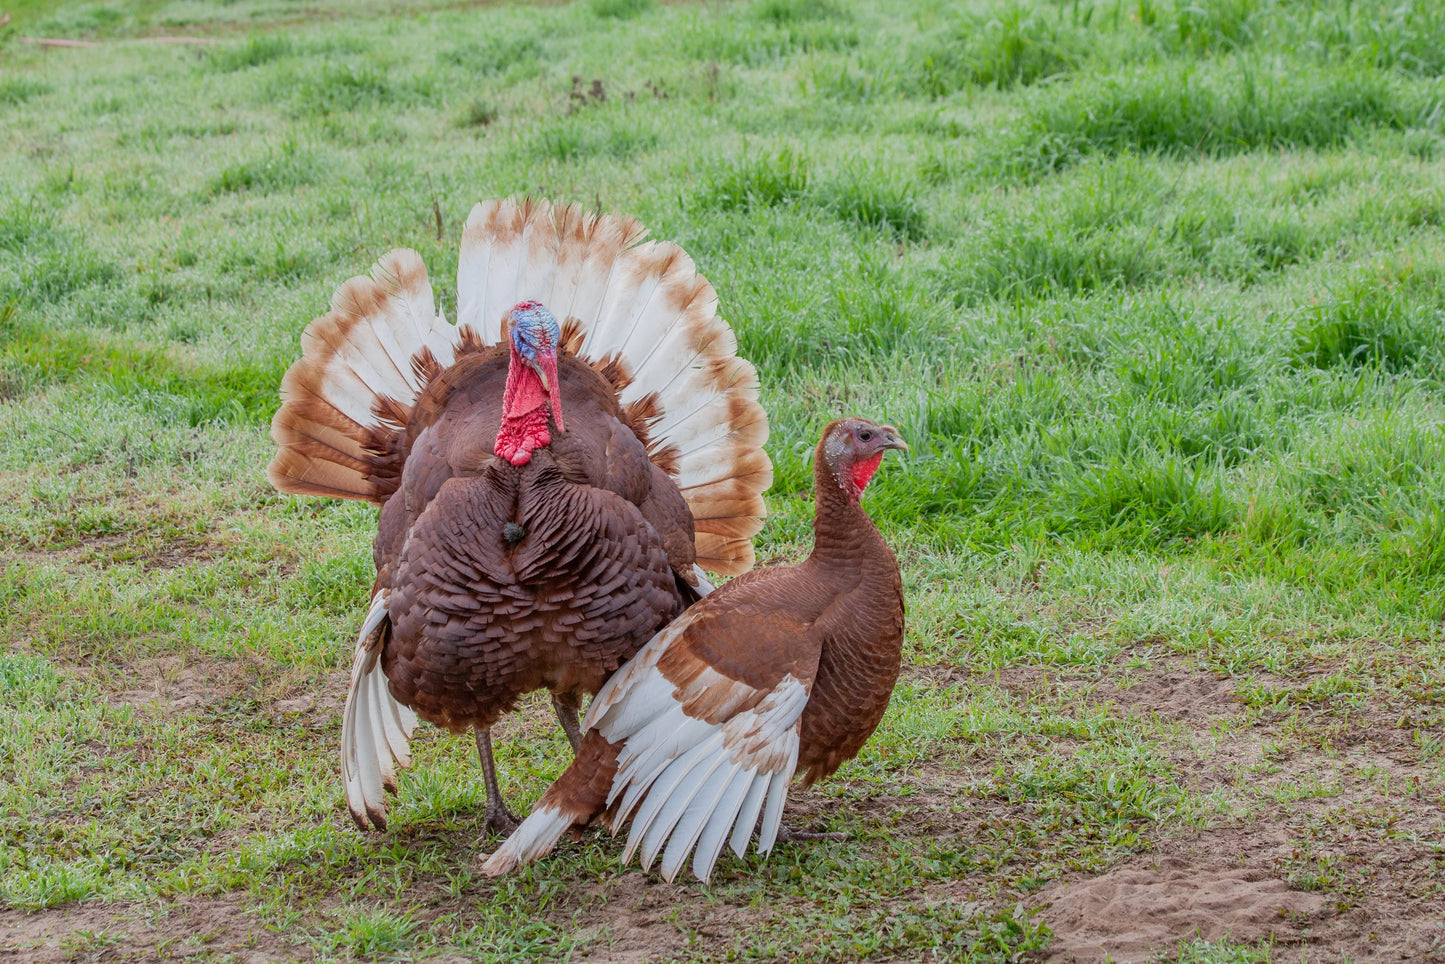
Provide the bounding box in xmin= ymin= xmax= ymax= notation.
xmin=878 ymin=425 xmax=908 ymax=453
xmin=538 ymin=351 xmax=564 ymax=433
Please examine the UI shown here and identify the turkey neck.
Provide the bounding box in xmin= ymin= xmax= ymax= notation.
xmin=806 ymin=448 xmax=894 ymax=579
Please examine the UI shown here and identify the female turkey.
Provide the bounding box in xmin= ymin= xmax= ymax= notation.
xmin=483 ymin=417 xmax=907 ymax=881
xmin=267 ymin=199 xmax=772 ymax=832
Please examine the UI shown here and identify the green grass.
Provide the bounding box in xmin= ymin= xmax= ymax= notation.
xmin=3 ymin=0 xmax=1445 ymax=960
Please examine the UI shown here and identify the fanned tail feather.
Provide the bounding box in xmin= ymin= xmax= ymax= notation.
xmin=341 ymin=590 xmax=416 ymax=830
xmin=270 ymin=199 xmax=769 ymax=576
xmin=456 ymin=198 xmax=772 ymax=575
xmin=268 ymin=249 xmax=455 ymax=503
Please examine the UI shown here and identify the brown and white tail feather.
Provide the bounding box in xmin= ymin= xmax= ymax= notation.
xmin=455 ymin=198 xmax=772 ymax=575
xmin=269 ymin=249 xmax=455 ymax=503
xmin=480 ymin=805 xmax=576 ymax=875
xmin=272 ymin=200 xmax=769 ymax=574
xmin=341 ymin=590 xmax=416 ymax=830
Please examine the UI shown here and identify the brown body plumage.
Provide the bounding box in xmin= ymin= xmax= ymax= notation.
xmin=376 ymin=343 xmax=696 ymax=734
xmin=484 ymin=417 xmax=907 ymax=882
xmin=265 ymin=199 xmax=772 ymax=833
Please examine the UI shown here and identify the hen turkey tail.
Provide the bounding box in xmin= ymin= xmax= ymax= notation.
xmin=341 ymin=590 xmax=417 ymax=830
xmin=268 ymin=249 xmax=457 ymax=503
xmin=484 ymin=613 xmax=809 ymax=883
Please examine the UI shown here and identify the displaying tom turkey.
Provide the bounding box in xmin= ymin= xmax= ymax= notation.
xmin=482 ymin=417 xmax=907 ymax=882
xmin=267 ymin=198 xmax=772 ymax=833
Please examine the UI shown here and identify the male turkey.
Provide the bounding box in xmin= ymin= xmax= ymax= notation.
xmin=482 ymin=417 xmax=907 ymax=881
xmin=267 ymin=199 xmax=772 ymax=832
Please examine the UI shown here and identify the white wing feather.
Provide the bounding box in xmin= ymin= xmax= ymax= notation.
xmin=340 ymin=590 xmax=416 ymax=830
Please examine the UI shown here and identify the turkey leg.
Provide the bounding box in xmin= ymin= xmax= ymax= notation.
xmin=474 ymin=729 xmax=520 ymax=835
xmin=551 ymin=694 xmax=583 ymax=752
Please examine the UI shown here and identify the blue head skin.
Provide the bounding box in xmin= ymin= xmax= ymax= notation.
xmin=506 ymin=300 xmax=564 ymax=432
xmin=508 ymin=301 xmax=561 ymax=378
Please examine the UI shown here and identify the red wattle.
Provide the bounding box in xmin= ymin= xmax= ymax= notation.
xmin=494 ymin=346 xmax=558 ymax=466
xmin=849 ymin=452 xmax=884 ymax=500
xmin=494 ymin=408 xmax=551 ymax=466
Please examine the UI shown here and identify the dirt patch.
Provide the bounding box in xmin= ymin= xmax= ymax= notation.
xmin=1033 ymin=793 xmax=1445 ymax=962
xmin=1036 ymin=853 xmax=1324 ymax=963
xmin=565 ymin=873 xmax=768 ymax=964
xmin=83 ymin=655 xmax=261 ymax=715
xmin=1095 ymin=664 xmax=1242 ymax=723
xmin=0 ymin=894 xmax=303 ymax=963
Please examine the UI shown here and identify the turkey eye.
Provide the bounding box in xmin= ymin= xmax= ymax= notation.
xmin=858 ymin=429 xmax=873 ymax=442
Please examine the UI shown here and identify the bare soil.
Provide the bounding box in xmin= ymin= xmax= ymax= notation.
xmin=7 ymin=654 xmax=1442 ymax=962
xmin=0 ymin=894 xmax=297 ymax=963
xmin=1021 ymin=658 xmax=1445 ymax=963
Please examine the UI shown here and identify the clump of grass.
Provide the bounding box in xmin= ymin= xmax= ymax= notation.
xmin=0 ymin=652 xmax=62 ymax=705
xmin=698 ymin=149 xmax=810 ymax=211
xmin=1145 ymin=0 xmax=1261 ymax=55
xmin=208 ymin=142 xmax=322 ymax=195
xmin=588 ymin=0 xmax=655 ymax=18
xmin=1293 ymin=262 xmax=1445 ymax=372
xmin=534 ymin=111 xmax=659 ymax=162
xmin=752 ymin=0 xmax=842 ymax=24
xmin=1059 ymin=452 xmax=1235 ymax=546
xmin=0 ymin=78 xmax=50 ymax=106
xmin=912 ymin=2 xmax=1088 ymax=94
xmin=1301 ymin=0 xmax=1445 ymax=76
xmin=813 ymin=164 xmax=927 ymax=240
xmin=336 ymin=908 xmax=420 ymax=959
xmin=944 ymin=218 xmax=1168 ymax=304
xmin=683 ymin=8 xmax=857 ymax=65
xmin=0 ymin=224 xmax=119 ymax=309
xmin=457 ymin=98 xmax=497 ymax=128
xmin=440 ymin=35 xmax=542 ymax=74
xmin=992 ymin=59 xmax=1434 ymax=176
xmin=208 ymin=32 xmax=295 ymax=72
xmin=275 ymin=60 xmax=436 ymax=117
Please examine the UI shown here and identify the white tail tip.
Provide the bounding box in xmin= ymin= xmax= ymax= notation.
xmin=482 ymin=805 xmax=576 ymax=876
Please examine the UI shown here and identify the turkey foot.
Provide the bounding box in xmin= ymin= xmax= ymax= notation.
xmin=551 ymin=694 xmax=583 ymax=752
xmin=776 ymin=827 xmax=850 ymax=843
xmin=475 ymin=729 xmax=520 ymax=835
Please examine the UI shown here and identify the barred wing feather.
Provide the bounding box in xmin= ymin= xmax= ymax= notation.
xmin=585 ymin=620 xmax=811 ymax=884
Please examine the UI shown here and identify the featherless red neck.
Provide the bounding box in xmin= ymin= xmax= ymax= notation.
xmin=816 ymin=418 xmax=907 ymax=507
xmin=493 ymin=302 xmax=564 ymax=467
xmin=849 ymin=452 xmax=884 ymax=498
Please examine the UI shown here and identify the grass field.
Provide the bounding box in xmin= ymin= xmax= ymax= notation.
xmin=3 ymin=0 xmax=1445 ymax=959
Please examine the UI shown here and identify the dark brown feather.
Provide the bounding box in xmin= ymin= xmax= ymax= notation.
xmin=375 ymin=345 xmax=697 ymax=735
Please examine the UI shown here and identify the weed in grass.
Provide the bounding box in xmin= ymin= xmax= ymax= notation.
xmin=458 ymin=98 xmax=498 ymax=129
xmin=588 ymin=0 xmax=655 ymax=19
xmin=1161 ymin=938 xmax=1278 ymax=963
xmin=207 ymin=32 xmax=295 ymax=72
xmin=697 ymin=149 xmax=810 ymax=212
